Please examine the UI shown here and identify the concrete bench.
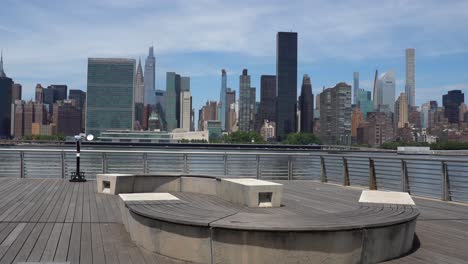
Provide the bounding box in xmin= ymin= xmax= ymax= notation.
xmin=217 ymin=178 xmax=283 ymax=207
xmin=97 ymin=174 xmax=283 ymax=208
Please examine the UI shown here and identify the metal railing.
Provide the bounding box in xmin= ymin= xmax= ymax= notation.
xmin=0 ymin=148 xmax=467 ymax=203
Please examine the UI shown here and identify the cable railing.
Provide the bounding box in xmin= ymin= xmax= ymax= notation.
xmin=0 ymin=148 xmax=467 ymax=203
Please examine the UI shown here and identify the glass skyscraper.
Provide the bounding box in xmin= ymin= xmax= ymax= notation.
xmin=276 ymin=32 xmax=298 ymax=140
xmin=356 ymin=89 xmax=374 ymax=118
xmin=85 ymin=58 xmax=135 ymax=137
xmin=165 ymin=72 xmax=181 ymax=131
xmin=378 ymin=71 xmax=396 ymax=113
xmin=299 ymin=74 xmax=314 ymax=133
xmin=353 ymin=72 xmax=359 ymax=104
xmin=0 ymin=53 xmax=13 ymax=138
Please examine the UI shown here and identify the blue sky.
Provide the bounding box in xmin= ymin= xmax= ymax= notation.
xmin=1 ymin=0 xmax=468 ymax=113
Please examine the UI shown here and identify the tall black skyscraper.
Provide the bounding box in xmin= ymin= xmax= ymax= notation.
xmin=443 ymin=90 xmax=464 ymax=123
xmin=299 ymin=74 xmax=314 ymax=133
xmin=0 ymin=52 xmax=13 ymax=138
xmin=276 ymin=32 xmax=298 ymax=140
xmin=257 ymin=75 xmax=276 ymax=131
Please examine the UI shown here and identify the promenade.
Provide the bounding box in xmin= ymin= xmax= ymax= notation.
xmin=0 ymin=178 xmax=465 ymax=263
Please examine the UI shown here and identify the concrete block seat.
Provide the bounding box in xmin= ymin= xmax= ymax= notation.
xmin=117 ymin=178 xmax=419 ymax=264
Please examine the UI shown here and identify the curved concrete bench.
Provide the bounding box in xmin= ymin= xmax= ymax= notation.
xmin=119 ymin=187 xmax=419 ymax=264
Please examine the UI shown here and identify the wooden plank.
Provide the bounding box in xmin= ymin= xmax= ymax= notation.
xmin=73 ymin=183 xmax=84 ymax=223
xmin=82 ymin=182 xmax=91 ymax=223
xmin=40 ymin=223 xmax=63 ymax=262
xmin=80 ymin=223 xmax=92 ymax=264
xmin=12 ymin=223 xmax=45 ymax=263
xmin=88 ymin=181 xmax=99 ymax=223
xmin=47 ymin=179 xmax=73 ymax=223
xmin=100 ymin=223 xmax=120 ymax=264
xmin=64 ymin=183 xmax=79 ymax=223
xmin=26 ymin=222 xmax=54 ymax=262
xmin=53 ymin=222 xmax=72 ymax=262
xmin=90 ymin=223 xmax=105 ymax=264
xmin=0 ymin=223 xmax=35 ymax=264
xmin=66 ymin=223 xmax=81 ymax=263
xmin=37 ymin=180 xmax=67 ymax=222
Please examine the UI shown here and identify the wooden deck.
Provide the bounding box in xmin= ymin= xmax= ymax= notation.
xmin=0 ymin=178 xmax=465 ymax=263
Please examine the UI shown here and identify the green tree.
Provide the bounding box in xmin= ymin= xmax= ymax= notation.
xmin=223 ymin=131 xmax=265 ymax=144
xmin=282 ymin=133 xmax=321 ymax=145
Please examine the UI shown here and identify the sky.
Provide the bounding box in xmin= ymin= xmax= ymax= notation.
xmin=1 ymin=0 xmax=468 ymax=113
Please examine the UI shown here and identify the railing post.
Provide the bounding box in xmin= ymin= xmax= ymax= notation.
xmin=102 ymin=152 xmax=107 ymax=173
xmin=223 ymin=153 xmax=227 ymax=176
xmin=320 ymin=156 xmax=327 ymax=183
xmin=288 ymin=156 xmax=293 ymax=181
xmin=183 ymin=153 xmax=188 ymax=174
xmin=441 ymin=161 xmax=450 ymax=201
xmin=20 ymin=151 xmax=24 ymax=178
xmin=342 ymin=157 xmax=350 ymax=186
xmin=256 ymin=155 xmax=260 ymax=179
xmin=143 ymin=153 xmax=148 ymax=174
xmin=61 ymin=151 xmax=66 ymax=179
xmin=401 ymin=160 xmax=409 ymax=193
xmin=369 ymin=158 xmax=377 ymax=190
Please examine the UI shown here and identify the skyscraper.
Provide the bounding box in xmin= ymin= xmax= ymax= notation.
xmin=35 ymin=84 xmax=44 ymax=103
xmin=144 ymin=46 xmax=156 ymax=106
xmin=166 ymin=72 xmax=182 ymax=131
xmin=85 ymin=58 xmax=135 ymax=137
xmin=53 ymin=100 xmax=82 ymax=136
xmin=180 ymin=91 xmax=191 ymax=131
xmin=372 ymin=70 xmax=379 ymax=109
xmin=239 ymin=69 xmax=251 ymax=131
xmin=405 ymin=48 xmax=415 ymax=107
xmin=226 ymin=88 xmax=237 ymax=132
xmin=276 ymin=32 xmax=298 ymax=140
xmin=443 ymin=90 xmax=464 ymax=123
xmin=12 ymin=83 xmax=21 ymax=101
xmin=299 ymin=74 xmax=314 ymax=133
xmin=395 ymin=93 xmax=409 ymax=128
xmin=319 ymin=82 xmax=352 ymax=145
xmin=219 ymin=69 xmax=227 ymax=131
xmin=134 ymin=58 xmax=145 ymax=104
xmin=378 ymin=71 xmax=396 ymax=113
xmin=250 ymin=87 xmax=256 ymax=130
xmin=353 ymin=72 xmax=359 ymax=104
xmin=257 ymin=75 xmax=276 ymax=130
xmin=0 ymin=52 xmax=13 ymax=138
xmin=356 ymin=89 xmax=374 ymax=118
xmin=69 ymin=89 xmax=86 ymax=131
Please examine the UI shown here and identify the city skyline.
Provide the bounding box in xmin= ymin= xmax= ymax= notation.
xmin=1 ymin=0 xmax=467 ymax=113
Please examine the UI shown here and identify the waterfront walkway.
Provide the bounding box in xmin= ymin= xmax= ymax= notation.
xmin=0 ymin=178 xmax=465 ymax=263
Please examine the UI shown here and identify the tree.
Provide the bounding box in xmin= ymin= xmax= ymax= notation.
xmin=223 ymin=131 xmax=265 ymax=144
xmin=282 ymin=133 xmax=321 ymax=145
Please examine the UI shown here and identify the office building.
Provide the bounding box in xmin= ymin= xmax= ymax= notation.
xmin=69 ymin=89 xmax=86 ymax=132
xmin=372 ymin=70 xmax=379 ymax=109
xmin=356 ymin=89 xmax=373 ymax=118
xmin=226 ymin=88 xmax=236 ymax=131
xmin=35 ymin=84 xmax=44 ymax=103
xmin=134 ymin=58 xmax=144 ymax=104
xmin=377 ymin=71 xmax=396 ymax=113
xmin=12 ymin=83 xmax=21 ymax=101
xmin=351 ymin=107 xmax=364 ymax=139
xmin=395 ymin=93 xmax=409 ymax=128
xmin=144 ymin=46 xmax=156 ymax=106
xmin=299 ymin=74 xmax=314 ymax=133
xmin=198 ymin=101 xmax=218 ymax=131
xmin=180 ymin=91 xmax=191 ymax=131
xmin=219 ymin=69 xmax=227 ymax=130
xmin=319 ymin=82 xmax=352 ymax=145
xmin=260 ymin=120 xmax=276 ymax=141
xmin=405 ymin=48 xmax=415 ymax=107
xmin=443 ymin=90 xmax=464 ymax=123
xmin=353 ymin=72 xmax=359 ymax=104
xmin=53 ymin=100 xmax=81 ymax=136
xmin=357 ymin=112 xmax=394 ymax=146
xmin=257 ymin=75 xmax=276 ymax=131
xmin=0 ymin=53 xmax=13 ymax=138
xmin=239 ymin=69 xmax=252 ymax=131
xmin=85 ymin=58 xmax=135 ymax=137
xmin=250 ymin=87 xmax=256 ymax=130
xmin=166 ymin=72 xmax=182 ymax=131
xmin=276 ymin=32 xmax=298 ymax=140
